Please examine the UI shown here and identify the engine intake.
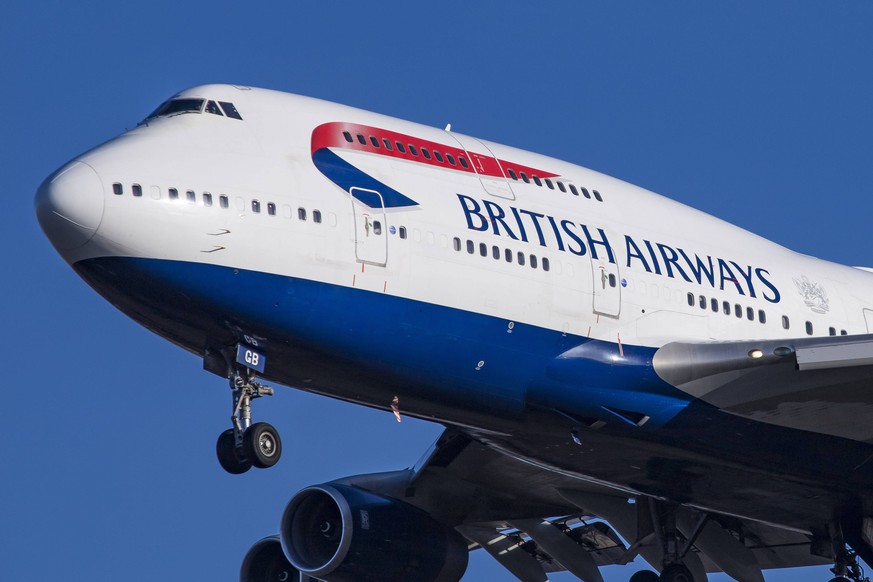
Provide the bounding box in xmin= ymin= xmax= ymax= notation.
xmin=240 ymin=536 xmax=299 ymax=582
xmin=280 ymin=483 xmax=468 ymax=582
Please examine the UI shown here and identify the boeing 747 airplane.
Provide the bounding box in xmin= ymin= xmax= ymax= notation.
xmin=35 ymin=85 xmax=873 ymax=582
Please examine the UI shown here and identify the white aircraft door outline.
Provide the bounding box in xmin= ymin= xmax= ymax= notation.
xmin=591 ymin=254 xmax=621 ymax=318
xmin=350 ymin=187 xmax=387 ymax=266
xmin=444 ymin=132 xmax=515 ymax=200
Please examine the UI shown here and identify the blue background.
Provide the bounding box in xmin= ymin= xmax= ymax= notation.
xmin=4 ymin=1 xmax=871 ymax=580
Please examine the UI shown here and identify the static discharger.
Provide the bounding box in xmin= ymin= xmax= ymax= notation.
xmin=391 ymin=396 xmax=402 ymax=422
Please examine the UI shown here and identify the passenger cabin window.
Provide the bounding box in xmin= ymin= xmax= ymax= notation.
xmin=782 ymin=315 xmax=790 ymax=329
xmin=593 ymin=190 xmax=603 ymax=202
xmin=806 ymin=321 xmax=814 ymax=335
xmin=508 ymin=169 xmax=518 ymax=180
xmin=203 ymin=192 xmax=213 ymax=207
xmin=530 ymin=255 xmax=538 ymax=269
xmin=505 ymin=249 xmax=513 ymax=263
xmin=382 ymin=138 xmax=393 ymax=150
xmin=169 ymin=188 xmax=179 ymax=200
xmin=370 ymin=136 xmax=380 ymax=148
xmin=113 ymin=183 xmax=123 ymax=195
xmin=219 ymin=195 xmax=228 ymax=208
xmin=408 ymin=144 xmax=418 ymax=156
xmin=399 ymin=226 xmax=407 ymax=239
xmin=459 ymin=156 xmax=469 ymax=169
xmin=373 ymin=221 xmax=382 ymax=235
xmin=533 ymin=176 xmax=542 ymax=187
xmin=267 ymin=202 xmax=276 ymax=216
xmin=453 ymin=237 xmax=461 ymax=251
xmin=466 ymin=240 xmax=474 ymax=254
xmin=132 ymin=184 xmax=142 ymax=197
xmin=298 ymin=208 xmax=306 ymax=221
xmin=396 ymin=142 xmax=406 ymax=153
xmin=758 ymin=310 xmax=766 ymax=323
xmin=687 ymin=293 xmax=694 ymax=307
xmin=313 ymin=210 xmax=322 ymax=223
xmin=557 ymin=181 xmax=567 ymax=193
xmin=542 ymin=257 xmax=550 ymax=271
xmin=186 ymin=190 xmax=196 ymax=203
xmin=356 ymin=134 xmax=366 ymax=145
xmin=446 ymin=153 xmax=456 ymax=166
xmin=829 ymin=327 xmax=837 ymax=336
xmin=421 ymin=147 xmax=432 ymax=160
xmin=569 ymin=184 xmax=579 ymax=196
xmin=545 ymin=178 xmax=554 ymax=190
xmin=580 ymin=188 xmax=592 ymax=199
xmin=710 ymin=298 xmax=718 ymax=312
xmin=343 ymin=131 xmax=353 ymax=143
xmin=723 ymin=301 xmax=730 ymax=315
xmin=479 ymin=243 xmax=487 ymax=257
xmin=517 ymin=252 xmax=526 ymax=266
xmin=252 ymin=200 xmax=261 ymax=213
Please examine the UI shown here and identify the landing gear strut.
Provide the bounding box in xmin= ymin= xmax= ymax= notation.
xmin=215 ymin=369 xmax=282 ymax=474
xmin=828 ymin=522 xmax=870 ymax=582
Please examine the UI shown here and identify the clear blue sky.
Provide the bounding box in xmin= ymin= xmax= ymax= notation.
xmin=3 ymin=1 xmax=871 ymax=580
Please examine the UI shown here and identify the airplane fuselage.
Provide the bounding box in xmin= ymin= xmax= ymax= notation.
xmin=36 ymin=84 xmax=873 ymax=545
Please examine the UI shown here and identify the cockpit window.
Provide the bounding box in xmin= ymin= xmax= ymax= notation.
xmin=147 ymin=98 xmax=205 ymax=119
xmin=219 ymin=101 xmax=242 ymax=120
xmin=205 ymin=100 xmax=223 ymax=116
xmin=143 ymin=97 xmax=242 ymax=123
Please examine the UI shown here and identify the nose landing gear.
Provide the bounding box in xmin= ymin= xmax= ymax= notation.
xmin=215 ymin=369 xmax=282 ymax=474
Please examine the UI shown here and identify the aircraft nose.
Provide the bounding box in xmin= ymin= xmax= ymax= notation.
xmin=35 ymin=161 xmax=105 ymax=251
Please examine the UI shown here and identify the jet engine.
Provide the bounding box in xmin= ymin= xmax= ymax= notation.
xmin=280 ymin=483 xmax=469 ymax=582
xmin=240 ymin=536 xmax=300 ymax=582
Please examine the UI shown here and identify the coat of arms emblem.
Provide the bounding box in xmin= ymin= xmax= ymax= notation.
xmin=793 ymin=275 xmax=829 ymax=314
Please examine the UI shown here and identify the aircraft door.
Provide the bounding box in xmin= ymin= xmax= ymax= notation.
xmin=864 ymin=308 xmax=873 ymax=332
xmin=350 ymin=187 xmax=387 ymax=266
xmin=591 ymin=257 xmax=621 ymax=317
xmin=444 ymin=132 xmax=515 ymax=200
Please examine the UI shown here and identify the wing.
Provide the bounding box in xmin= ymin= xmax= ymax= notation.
xmin=653 ymin=333 xmax=873 ymax=443
xmin=337 ymin=428 xmax=828 ymax=581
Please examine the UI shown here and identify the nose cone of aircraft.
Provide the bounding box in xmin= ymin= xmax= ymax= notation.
xmin=35 ymin=161 xmax=105 ymax=252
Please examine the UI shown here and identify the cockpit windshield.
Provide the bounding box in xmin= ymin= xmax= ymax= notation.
xmin=145 ymin=98 xmax=205 ymax=120
xmin=143 ymin=97 xmax=243 ymax=123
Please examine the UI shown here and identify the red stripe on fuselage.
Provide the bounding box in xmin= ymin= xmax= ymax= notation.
xmin=311 ymin=122 xmax=558 ymax=180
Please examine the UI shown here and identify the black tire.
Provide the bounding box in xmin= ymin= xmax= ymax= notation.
xmin=244 ymin=422 xmax=282 ymax=469
xmin=216 ymin=428 xmax=252 ymax=474
xmin=629 ymin=570 xmax=660 ymax=582
xmin=660 ymin=564 xmax=694 ymax=582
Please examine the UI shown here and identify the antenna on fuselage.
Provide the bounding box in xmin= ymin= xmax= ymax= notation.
xmin=444 ymin=123 xmax=452 ymax=132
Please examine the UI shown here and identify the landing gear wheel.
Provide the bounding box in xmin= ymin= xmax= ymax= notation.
xmin=630 ymin=571 xmax=660 ymax=582
xmin=216 ymin=429 xmax=252 ymax=474
xmin=660 ymin=564 xmax=694 ymax=582
xmin=244 ymin=422 xmax=282 ymax=469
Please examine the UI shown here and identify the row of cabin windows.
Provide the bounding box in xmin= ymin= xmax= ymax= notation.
xmin=687 ymin=292 xmax=768 ymax=324
xmin=505 ymin=169 xmax=603 ymax=202
xmin=686 ymin=292 xmax=847 ymax=335
xmin=112 ymin=182 xmax=323 ymax=223
xmin=342 ymin=131 xmax=471 ymax=170
xmin=452 ymin=237 xmax=551 ymax=271
xmin=339 ymin=130 xmax=600 ymax=202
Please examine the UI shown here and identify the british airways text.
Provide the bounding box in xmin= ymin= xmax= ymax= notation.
xmin=458 ymin=194 xmax=781 ymax=303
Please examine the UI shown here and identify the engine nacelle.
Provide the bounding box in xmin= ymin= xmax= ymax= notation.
xmin=280 ymin=483 xmax=469 ymax=582
xmin=240 ymin=536 xmax=300 ymax=582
